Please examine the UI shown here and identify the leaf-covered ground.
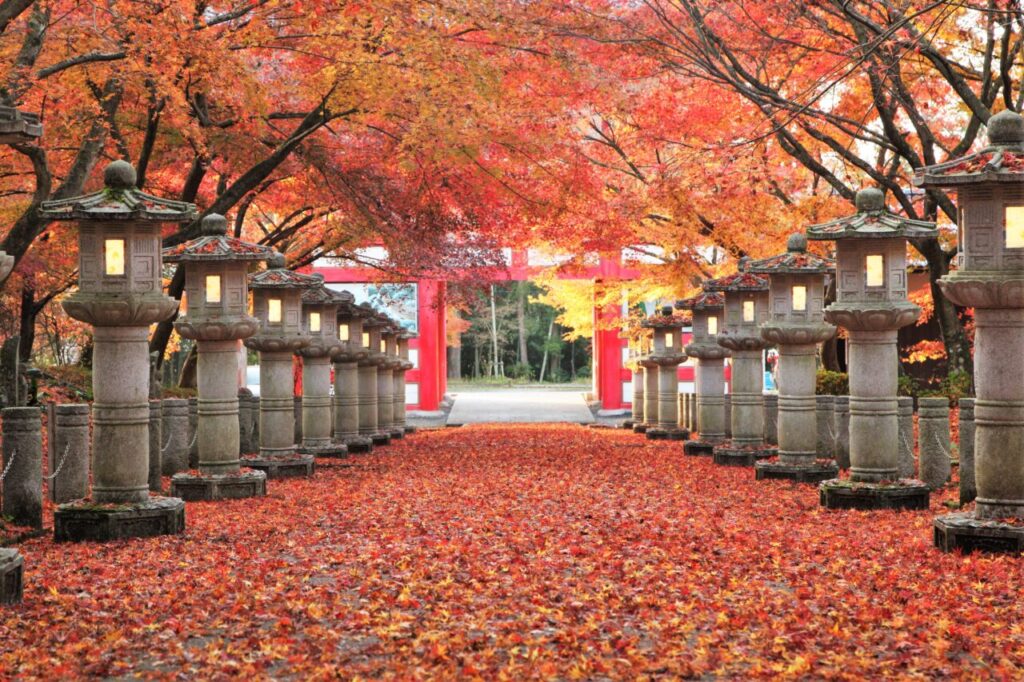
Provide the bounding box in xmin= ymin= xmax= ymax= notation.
xmin=1 ymin=423 xmax=1021 ymax=679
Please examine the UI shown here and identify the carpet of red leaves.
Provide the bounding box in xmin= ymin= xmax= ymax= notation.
xmin=1 ymin=423 xmax=1022 ymax=678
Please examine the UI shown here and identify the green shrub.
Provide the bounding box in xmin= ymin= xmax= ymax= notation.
xmin=816 ymin=369 xmax=849 ymax=396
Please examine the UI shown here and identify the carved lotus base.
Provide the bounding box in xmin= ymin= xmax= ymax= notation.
xmin=175 ymin=314 xmax=259 ymax=341
xmin=684 ymin=343 xmax=730 ymax=360
xmin=715 ymin=333 xmax=768 ymax=352
xmin=300 ymin=341 xmax=344 ymax=359
xmin=938 ymin=272 xmax=1024 ymax=309
xmin=245 ymin=335 xmax=311 ymax=353
xmin=760 ymin=322 xmax=836 ymax=347
xmin=823 ymin=302 xmax=919 ymax=332
xmin=63 ymin=292 xmax=178 ymax=327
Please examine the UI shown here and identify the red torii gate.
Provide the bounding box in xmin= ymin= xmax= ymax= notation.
xmin=312 ymin=249 xmax=698 ymax=412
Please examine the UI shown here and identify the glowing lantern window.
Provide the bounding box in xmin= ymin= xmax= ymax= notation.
xmin=309 ymin=311 xmax=321 ymax=333
xmin=104 ymin=239 xmax=125 ymax=276
xmin=742 ymin=300 xmax=755 ymax=322
xmin=268 ymin=298 xmax=282 ymax=323
xmin=664 ymin=332 xmax=674 ymax=348
xmin=792 ymin=285 xmax=807 ymax=311
xmin=707 ymin=316 xmax=718 ymax=335
xmin=1006 ymin=206 xmax=1024 ymax=248
xmin=205 ymin=275 xmax=221 ymax=304
xmin=865 ymin=254 xmax=885 ymax=287
xmin=339 ymin=323 xmax=350 ymax=341
xmin=362 ymin=332 xmax=370 ymax=348
xmin=380 ymin=339 xmax=387 ymax=353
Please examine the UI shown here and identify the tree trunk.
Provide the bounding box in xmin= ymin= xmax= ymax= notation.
xmin=516 ymin=284 xmax=528 ymax=370
xmin=538 ymin=319 xmax=555 ymax=382
xmin=17 ymin=281 xmax=35 ymax=363
xmin=490 ymin=285 xmax=500 ymax=377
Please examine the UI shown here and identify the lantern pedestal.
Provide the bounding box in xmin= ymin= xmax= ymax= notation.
xmin=299 ymin=356 xmax=348 ymax=457
xmin=934 ymin=513 xmax=1024 ymax=554
xmin=633 ymin=358 xmax=657 ymax=434
xmin=242 ymin=350 xmax=315 ymax=478
xmin=0 ymin=548 xmax=23 ymax=605
xmin=819 ymin=479 xmax=930 ymax=511
xmin=170 ymin=469 xmax=267 ymax=502
xmin=394 ymin=353 xmax=414 ymax=436
xmin=377 ymin=363 xmax=401 ymax=440
xmin=332 ymin=358 xmax=372 ymax=453
xmin=684 ymin=347 xmax=729 ymax=456
xmin=713 ymin=346 xmax=776 ymax=466
xmin=646 ymin=357 xmax=687 ymax=440
xmin=358 ymin=359 xmax=390 ymax=446
xmin=622 ymin=368 xmax=642 ymax=430
xmin=756 ymin=460 xmax=839 ymax=483
xmin=54 ymin=496 xmax=186 ymax=543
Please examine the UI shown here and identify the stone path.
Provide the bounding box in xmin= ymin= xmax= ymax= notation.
xmin=446 ymin=388 xmax=595 ymax=425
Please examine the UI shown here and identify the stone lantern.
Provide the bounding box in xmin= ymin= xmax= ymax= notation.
xmin=396 ymin=330 xmax=416 ymax=435
xmin=747 ymin=234 xmax=838 ymax=482
xmin=640 ymin=306 xmax=688 ymax=439
xmin=632 ymin=330 xmax=656 ymax=434
xmin=375 ymin=317 xmax=404 ymax=440
xmin=40 ymin=160 xmax=193 ymax=542
xmin=243 ymin=253 xmax=321 ymax=477
xmin=808 ymin=188 xmax=937 ymax=510
xmin=917 ymin=110 xmax=1024 ymax=551
xmin=299 ymin=284 xmax=347 ymax=456
xmin=705 ymin=268 xmax=777 ymax=466
xmin=677 ymin=290 xmax=730 ymax=455
xmin=0 ymin=105 xmax=42 ymax=145
xmin=331 ymin=294 xmax=373 ymax=453
xmin=357 ymin=304 xmax=391 ymax=446
xmin=164 ymin=214 xmax=274 ymax=501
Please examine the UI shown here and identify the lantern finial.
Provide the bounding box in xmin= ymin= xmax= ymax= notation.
xmin=103 ymin=160 xmax=137 ymax=190
xmin=200 ymin=213 xmax=228 ymax=236
xmin=987 ymin=109 xmax=1024 ymax=146
xmin=786 ymin=233 xmax=807 ymax=253
xmin=267 ymin=252 xmax=287 ymax=270
xmin=855 ymin=187 xmax=885 ymax=212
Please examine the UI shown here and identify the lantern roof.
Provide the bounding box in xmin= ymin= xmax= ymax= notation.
xmin=358 ymin=303 xmax=387 ymax=326
xmin=398 ymin=329 xmax=417 ymax=340
xmin=703 ymin=269 xmax=769 ymax=292
xmin=676 ymin=290 xmax=724 ymax=311
xmin=746 ymin=233 xmax=834 ymax=275
xmin=302 ymin=284 xmax=346 ymax=306
xmin=641 ymin=305 xmax=687 ymax=329
xmin=806 ymin=188 xmax=937 ymax=241
xmin=164 ymin=214 xmax=273 ymax=263
xmin=914 ymin=110 xmax=1024 ymax=187
xmin=40 ymin=161 xmax=197 ymax=222
xmin=248 ymin=254 xmax=322 ymax=289
xmin=0 ymin=106 xmax=42 ymax=143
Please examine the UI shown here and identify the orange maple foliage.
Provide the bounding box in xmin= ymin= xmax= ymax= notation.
xmin=1 ymin=424 xmax=1019 ymax=678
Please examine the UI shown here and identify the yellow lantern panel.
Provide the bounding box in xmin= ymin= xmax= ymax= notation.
xmin=362 ymin=331 xmax=370 ymax=348
xmin=664 ymin=332 xmax=674 ymax=348
xmin=707 ymin=316 xmax=718 ymax=335
xmin=1006 ymin=206 xmax=1024 ymax=248
xmin=268 ymin=298 xmax=282 ymax=323
xmin=791 ymin=285 xmax=807 ymax=312
xmin=309 ymin=311 xmax=321 ymax=333
xmin=865 ymin=254 xmax=885 ymax=287
xmin=205 ymin=275 xmax=222 ymax=304
xmin=339 ymin=323 xmax=350 ymax=341
xmin=104 ymin=239 xmax=125 ymax=276
xmin=742 ymin=300 xmax=755 ymax=322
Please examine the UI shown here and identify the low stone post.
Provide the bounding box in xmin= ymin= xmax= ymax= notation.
xmin=677 ymin=393 xmax=687 ymax=432
xmin=187 ymin=397 xmax=199 ymax=468
xmin=897 ymin=397 xmax=915 ymax=478
xmin=1 ymin=407 xmax=42 ymax=528
xmin=689 ymin=394 xmax=699 ymax=433
xmin=148 ymin=400 xmax=163 ymax=492
xmin=238 ymin=388 xmax=253 ymax=454
xmin=959 ymin=398 xmax=976 ymax=506
xmin=161 ymin=399 xmax=190 ymax=475
xmin=815 ymin=395 xmax=835 ymax=460
xmin=763 ymin=393 xmax=778 ymax=445
xmin=0 ymin=548 xmax=23 ymax=605
xmin=47 ymin=403 xmax=90 ymax=503
xmin=919 ymin=397 xmax=951 ymax=490
xmin=833 ymin=396 xmax=850 ymax=469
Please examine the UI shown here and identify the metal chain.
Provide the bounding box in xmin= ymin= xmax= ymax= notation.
xmin=0 ymin=449 xmax=15 ymax=484
xmin=42 ymin=442 xmax=71 ymax=481
xmin=160 ymin=429 xmax=174 ymax=454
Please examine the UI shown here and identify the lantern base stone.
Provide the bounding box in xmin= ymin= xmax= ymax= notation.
xmin=370 ymin=433 xmax=392 ymax=447
xmin=819 ymin=479 xmax=929 ymax=511
xmin=713 ymin=445 xmax=777 ymax=466
xmin=170 ymin=469 xmax=267 ymax=501
xmin=299 ymin=442 xmax=350 ymax=458
xmin=0 ymin=549 xmax=23 ymax=605
xmin=403 ymin=425 xmax=417 ymax=435
xmin=240 ymin=454 xmax=315 ymax=479
xmin=646 ymin=427 xmax=689 ymax=441
xmin=632 ymin=423 xmax=649 ymax=434
xmin=387 ymin=428 xmax=405 ymax=440
xmin=755 ymin=459 xmax=839 ymax=483
xmin=683 ymin=439 xmax=719 ymax=456
xmin=54 ymin=496 xmax=185 ymax=543
xmin=337 ymin=436 xmax=373 ymax=453
xmin=933 ymin=513 xmax=1024 ymax=554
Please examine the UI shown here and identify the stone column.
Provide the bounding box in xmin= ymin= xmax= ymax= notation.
xmin=161 ymin=399 xmax=190 ymax=475
xmin=249 ymin=396 xmax=260 ymax=449
xmin=763 ymin=393 xmax=778 ymax=445
xmin=187 ymin=397 xmax=199 ymax=468
xmin=377 ymin=363 xmax=395 ymax=439
xmin=394 ymin=362 xmax=411 ymax=436
xmin=677 ymin=393 xmax=687 ymax=432
xmin=689 ymin=394 xmax=698 ymax=433
xmin=919 ymin=397 xmax=951 ymax=490
xmin=833 ymin=396 xmax=850 ymax=470
xmin=358 ymin=361 xmax=384 ymax=444
xmin=629 ymin=369 xmax=644 ymax=429
xmin=47 ymin=404 xmax=89 ymax=503
xmin=649 ymin=361 xmax=686 ymax=440
xmin=634 ymin=359 xmax=657 ymax=434
xmin=301 ymin=355 xmax=346 ymax=456
xmin=259 ymin=351 xmax=298 ymax=457
xmin=333 ymin=359 xmax=371 ymax=452
xmin=816 ymin=395 xmax=835 ymax=459
xmin=959 ymin=398 xmax=976 ymax=506
xmin=195 ymin=340 xmax=242 ymax=473
xmin=897 ymin=396 xmax=915 ymax=478
xmin=1 ymin=407 xmax=42 ymax=528
xmin=714 ymin=347 xmax=775 ymax=465
xmin=685 ymin=355 xmax=727 ymax=455
xmin=148 ymin=400 xmax=163 ymax=492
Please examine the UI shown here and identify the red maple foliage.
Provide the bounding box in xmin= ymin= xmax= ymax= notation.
xmin=0 ymin=423 xmax=1018 ymax=678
